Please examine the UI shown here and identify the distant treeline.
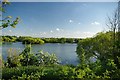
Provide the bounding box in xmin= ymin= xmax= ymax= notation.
xmin=1 ymin=36 xmax=82 ymax=44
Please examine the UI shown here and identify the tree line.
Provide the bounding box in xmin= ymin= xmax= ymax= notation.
xmin=1 ymin=36 xmax=81 ymax=44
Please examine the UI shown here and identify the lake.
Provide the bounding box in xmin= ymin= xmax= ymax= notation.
xmin=2 ymin=42 xmax=79 ymax=65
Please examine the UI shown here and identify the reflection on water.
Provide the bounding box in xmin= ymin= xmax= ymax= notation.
xmin=2 ymin=42 xmax=79 ymax=65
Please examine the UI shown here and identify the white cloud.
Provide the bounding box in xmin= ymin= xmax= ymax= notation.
xmin=32 ymin=33 xmax=37 ymax=35
xmin=69 ymin=20 xmax=73 ymax=23
xmin=50 ymin=30 xmax=53 ymax=33
xmin=56 ymin=28 xmax=60 ymax=31
xmin=72 ymin=31 xmax=95 ymax=38
xmin=78 ymin=22 xmax=81 ymax=24
xmin=9 ymin=30 xmax=12 ymax=32
xmin=43 ymin=32 xmax=46 ymax=34
xmin=91 ymin=21 xmax=100 ymax=25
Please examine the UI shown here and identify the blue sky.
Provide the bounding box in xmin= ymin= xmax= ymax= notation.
xmin=7 ymin=0 xmax=120 ymax=2
xmin=2 ymin=2 xmax=118 ymax=38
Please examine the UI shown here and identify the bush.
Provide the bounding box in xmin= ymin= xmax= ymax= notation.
xmin=2 ymin=65 xmax=75 ymax=79
xmin=36 ymin=50 xmax=59 ymax=65
xmin=5 ymin=48 xmax=21 ymax=67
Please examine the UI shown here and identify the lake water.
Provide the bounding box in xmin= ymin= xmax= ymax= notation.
xmin=2 ymin=42 xmax=79 ymax=65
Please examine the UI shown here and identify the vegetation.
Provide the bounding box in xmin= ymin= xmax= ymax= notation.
xmin=2 ymin=36 xmax=81 ymax=44
xmin=2 ymin=65 xmax=94 ymax=79
xmin=22 ymin=37 xmax=45 ymax=44
xmin=76 ymin=6 xmax=120 ymax=79
xmin=4 ymin=45 xmax=59 ymax=68
xmin=2 ymin=36 xmax=17 ymax=42
xmin=1 ymin=31 xmax=120 ymax=79
xmin=77 ymin=31 xmax=120 ymax=79
xmin=0 ymin=0 xmax=20 ymax=29
xmin=1 ymin=0 xmax=120 ymax=79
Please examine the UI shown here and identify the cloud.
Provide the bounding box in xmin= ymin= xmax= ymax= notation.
xmin=43 ymin=32 xmax=46 ymax=34
xmin=50 ymin=30 xmax=53 ymax=33
xmin=56 ymin=28 xmax=60 ymax=31
xmin=69 ymin=20 xmax=73 ymax=23
xmin=91 ymin=21 xmax=100 ymax=25
xmin=38 ymin=32 xmax=47 ymax=36
xmin=74 ymin=31 xmax=95 ymax=38
xmin=9 ymin=30 xmax=12 ymax=33
xmin=78 ymin=22 xmax=81 ymax=24
xmin=32 ymin=33 xmax=37 ymax=36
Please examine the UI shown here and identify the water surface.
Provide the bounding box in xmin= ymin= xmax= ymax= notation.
xmin=2 ymin=42 xmax=79 ymax=65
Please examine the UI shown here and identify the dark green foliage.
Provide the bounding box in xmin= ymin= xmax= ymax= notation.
xmin=66 ymin=38 xmax=74 ymax=43
xmin=1 ymin=16 xmax=20 ymax=29
xmin=22 ymin=37 xmax=44 ymax=44
xmin=77 ymin=32 xmax=115 ymax=63
xmin=3 ymin=64 xmax=120 ymax=79
xmin=0 ymin=1 xmax=20 ymax=29
xmin=1 ymin=65 xmax=94 ymax=79
xmin=77 ymin=31 xmax=120 ymax=79
xmin=2 ymin=36 xmax=17 ymax=42
xmin=19 ymin=45 xmax=37 ymax=66
xmin=59 ymin=38 xmax=66 ymax=43
xmin=42 ymin=38 xmax=75 ymax=43
xmin=2 ymin=36 xmax=81 ymax=44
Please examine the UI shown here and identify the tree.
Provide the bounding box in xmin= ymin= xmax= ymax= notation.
xmin=59 ymin=38 xmax=66 ymax=43
xmin=19 ymin=45 xmax=37 ymax=66
xmin=106 ymin=2 xmax=120 ymax=68
xmin=0 ymin=0 xmax=20 ymax=29
xmin=77 ymin=46 xmax=86 ymax=67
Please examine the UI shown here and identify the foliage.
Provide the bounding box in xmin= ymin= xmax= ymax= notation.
xmin=36 ymin=50 xmax=59 ymax=65
xmin=2 ymin=36 xmax=81 ymax=44
xmin=66 ymin=38 xmax=74 ymax=43
xmin=19 ymin=45 xmax=37 ymax=66
xmin=21 ymin=37 xmax=44 ymax=44
xmin=3 ymin=64 xmax=120 ymax=79
xmin=5 ymin=44 xmax=60 ymax=67
xmin=2 ymin=65 xmax=75 ymax=79
xmin=77 ymin=31 xmax=120 ymax=79
xmin=1 ymin=65 xmax=94 ymax=79
xmin=0 ymin=0 xmax=20 ymax=29
xmin=77 ymin=45 xmax=86 ymax=67
xmin=2 ymin=31 xmax=120 ymax=79
xmin=5 ymin=48 xmax=21 ymax=67
xmin=77 ymin=32 xmax=114 ymax=63
xmin=2 ymin=36 xmax=17 ymax=42
xmin=2 ymin=1 xmax=120 ymax=79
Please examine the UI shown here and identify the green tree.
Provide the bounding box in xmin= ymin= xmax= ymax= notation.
xmin=19 ymin=44 xmax=37 ymax=66
xmin=0 ymin=0 xmax=20 ymax=29
xmin=66 ymin=38 xmax=74 ymax=43
xmin=59 ymin=38 xmax=66 ymax=43
xmin=106 ymin=7 xmax=120 ymax=68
